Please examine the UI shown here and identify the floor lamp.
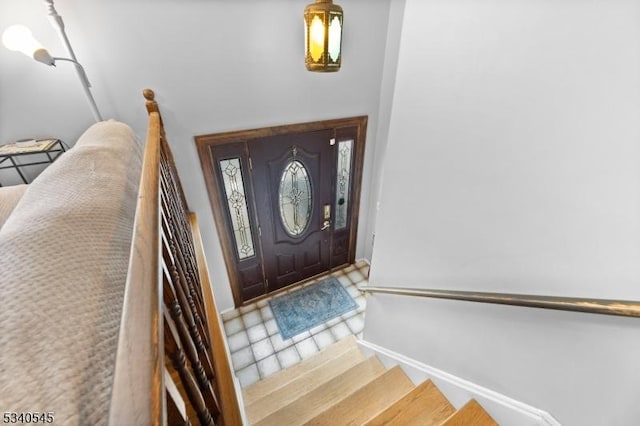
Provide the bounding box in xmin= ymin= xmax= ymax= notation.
xmin=2 ymin=0 xmax=103 ymax=122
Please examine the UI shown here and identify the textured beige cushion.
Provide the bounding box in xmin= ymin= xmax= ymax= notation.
xmin=0 ymin=184 xmax=27 ymax=228
xmin=0 ymin=121 xmax=142 ymax=425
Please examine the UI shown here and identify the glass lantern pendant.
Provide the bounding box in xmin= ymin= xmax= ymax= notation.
xmin=304 ymin=0 xmax=343 ymax=72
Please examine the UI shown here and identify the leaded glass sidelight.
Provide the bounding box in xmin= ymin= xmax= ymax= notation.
xmin=335 ymin=139 xmax=353 ymax=230
xmin=219 ymin=158 xmax=255 ymax=259
xmin=279 ymin=160 xmax=312 ymax=236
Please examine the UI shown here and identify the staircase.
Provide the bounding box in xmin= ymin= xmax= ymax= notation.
xmin=243 ymin=336 xmax=498 ymax=425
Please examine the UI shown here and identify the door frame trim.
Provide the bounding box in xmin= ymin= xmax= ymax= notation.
xmin=195 ymin=116 xmax=368 ymax=307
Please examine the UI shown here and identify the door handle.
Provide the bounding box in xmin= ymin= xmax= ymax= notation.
xmin=321 ymin=220 xmax=331 ymax=231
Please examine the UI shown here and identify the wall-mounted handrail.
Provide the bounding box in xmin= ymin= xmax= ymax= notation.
xmin=358 ymin=286 xmax=640 ymax=318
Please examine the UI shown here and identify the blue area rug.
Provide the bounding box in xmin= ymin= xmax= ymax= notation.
xmin=269 ymin=277 xmax=358 ymax=340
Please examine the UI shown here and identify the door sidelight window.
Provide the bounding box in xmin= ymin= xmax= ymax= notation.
xmin=219 ymin=158 xmax=256 ymax=259
xmin=334 ymin=139 xmax=353 ymax=230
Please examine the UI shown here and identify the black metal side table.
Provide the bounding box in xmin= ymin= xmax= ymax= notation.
xmin=0 ymin=139 xmax=66 ymax=186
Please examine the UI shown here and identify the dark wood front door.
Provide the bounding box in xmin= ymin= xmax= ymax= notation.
xmin=196 ymin=116 xmax=367 ymax=307
xmin=250 ymin=130 xmax=333 ymax=293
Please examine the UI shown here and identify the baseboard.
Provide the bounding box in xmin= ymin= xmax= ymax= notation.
xmin=357 ymin=339 xmax=561 ymax=426
xmin=354 ymin=257 xmax=371 ymax=266
xmin=220 ymin=307 xmax=235 ymax=317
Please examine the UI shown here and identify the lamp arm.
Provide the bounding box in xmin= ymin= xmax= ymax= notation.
xmin=52 ymin=56 xmax=91 ymax=87
xmin=52 ymin=56 xmax=89 ymax=81
xmin=43 ymin=0 xmax=102 ymax=122
xmin=50 ymin=56 xmax=102 ymax=122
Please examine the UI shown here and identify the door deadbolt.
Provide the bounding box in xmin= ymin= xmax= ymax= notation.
xmin=324 ymin=204 xmax=331 ymax=220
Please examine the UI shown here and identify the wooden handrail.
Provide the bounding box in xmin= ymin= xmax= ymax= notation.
xmin=109 ymin=89 xmax=243 ymax=425
xmin=108 ymin=108 xmax=164 ymax=425
xmin=358 ymin=286 xmax=640 ymax=318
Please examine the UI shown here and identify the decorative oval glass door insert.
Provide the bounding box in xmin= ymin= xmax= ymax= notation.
xmin=279 ymin=160 xmax=312 ymax=236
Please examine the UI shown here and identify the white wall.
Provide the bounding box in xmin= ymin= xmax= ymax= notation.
xmin=367 ymin=0 xmax=640 ymax=424
xmin=364 ymin=0 xmax=405 ymax=259
xmin=0 ymin=0 xmax=391 ymax=310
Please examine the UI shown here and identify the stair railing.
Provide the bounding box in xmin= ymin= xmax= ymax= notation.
xmin=358 ymin=286 xmax=640 ymax=318
xmin=109 ymin=90 xmax=242 ymax=425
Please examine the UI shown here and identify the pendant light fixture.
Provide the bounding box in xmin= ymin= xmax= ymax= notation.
xmin=304 ymin=0 xmax=343 ymax=72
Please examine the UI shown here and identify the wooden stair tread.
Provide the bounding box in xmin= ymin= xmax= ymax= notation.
xmin=243 ymin=335 xmax=358 ymax=405
xmin=254 ymin=356 xmax=386 ymax=426
xmin=246 ymin=344 xmax=366 ymax=424
xmin=442 ymin=399 xmax=499 ymax=426
xmin=365 ymin=379 xmax=455 ymax=426
xmin=303 ymin=365 xmax=415 ymax=426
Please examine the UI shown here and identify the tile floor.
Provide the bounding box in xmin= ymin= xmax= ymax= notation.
xmin=221 ymin=261 xmax=370 ymax=388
